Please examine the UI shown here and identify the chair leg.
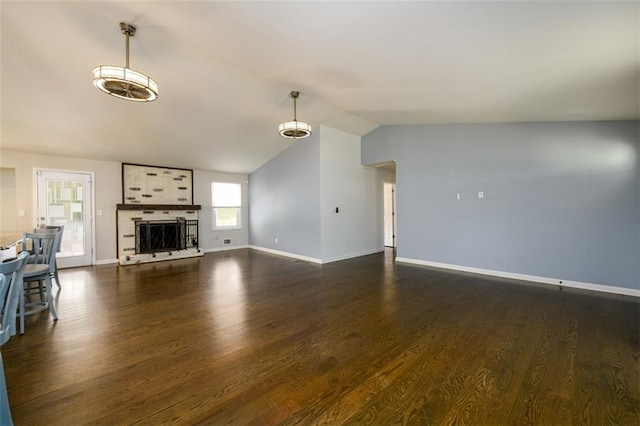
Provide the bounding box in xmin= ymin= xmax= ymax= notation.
xmin=44 ymin=276 xmax=58 ymax=321
xmin=48 ymin=259 xmax=61 ymax=289
xmin=38 ymin=279 xmax=45 ymax=302
xmin=0 ymin=353 xmax=14 ymax=426
xmin=54 ymin=259 xmax=61 ymax=288
xmin=18 ymin=289 xmax=24 ymax=336
xmin=52 ymin=268 xmax=61 ymax=288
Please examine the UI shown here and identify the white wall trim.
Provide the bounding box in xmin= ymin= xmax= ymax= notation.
xmin=249 ymin=245 xmax=385 ymax=264
xmin=249 ymin=245 xmax=322 ymax=264
xmin=396 ymin=257 xmax=640 ymax=298
xmin=204 ymin=245 xmax=249 ymax=253
xmin=321 ymin=248 xmax=384 ymax=264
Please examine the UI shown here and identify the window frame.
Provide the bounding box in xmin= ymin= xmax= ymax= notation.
xmin=211 ymin=182 xmax=242 ymax=230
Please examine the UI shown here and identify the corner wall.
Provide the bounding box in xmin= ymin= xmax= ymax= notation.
xmin=320 ymin=126 xmax=381 ymax=261
xmin=249 ymin=125 xmax=382 ymax=263
xmin=248 ymin=132 xmax=322 ymax=259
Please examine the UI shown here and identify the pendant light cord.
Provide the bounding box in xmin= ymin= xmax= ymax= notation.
xmin=293 ymin=96 xmax=297 ymax=121
xmin=125 ymin=31 xmax=130 ymax=68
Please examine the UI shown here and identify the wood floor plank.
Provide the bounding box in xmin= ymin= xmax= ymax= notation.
xmin=2 ymin=249 xmax=638 ymax=425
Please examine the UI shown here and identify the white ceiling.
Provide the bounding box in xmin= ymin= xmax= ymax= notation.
xmin=1 ymin=1 xmax=638 ymax=174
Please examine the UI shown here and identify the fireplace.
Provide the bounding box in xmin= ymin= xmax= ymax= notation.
xmin=117 ymin=207 xmax=203 ymax=265
xmin=116 ymin=163 xmax=203 ymax=265
xmin=135 ymin=219 xmax=198 ymax=254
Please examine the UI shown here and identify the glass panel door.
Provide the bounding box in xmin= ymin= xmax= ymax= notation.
xmin=36 ymin=170 xmax=93 ymax=268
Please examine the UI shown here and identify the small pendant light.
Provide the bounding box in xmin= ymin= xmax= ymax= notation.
xmin=279 ymin=91 xmax=312 ymax=139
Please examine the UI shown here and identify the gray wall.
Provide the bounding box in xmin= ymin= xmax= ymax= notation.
xmin=249 ymin=132 xmax=322 ymax=259
xmin=362 ymin=121 xmax=639 ymax=290
xmin=249 ymin=125 xmax=383 ymax=262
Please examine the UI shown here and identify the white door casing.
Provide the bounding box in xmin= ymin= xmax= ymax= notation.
xmin=35 ymin=169 xmax=94 ymax=268
xmin=383 ymin=182 xmax=396 ymax=248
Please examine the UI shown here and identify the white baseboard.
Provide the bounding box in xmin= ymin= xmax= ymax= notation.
xmin=248 ymin=245 xmax=322 ymax=263
xmin=248 ymin=245 xmax=385 ymax=264
xmin=321 ymin=248 xmax=384 ymax=264
xmin=203 ymin=245 xmax=249 ymax=253
xmin=396 ymin=257 xmax=640 ymax=298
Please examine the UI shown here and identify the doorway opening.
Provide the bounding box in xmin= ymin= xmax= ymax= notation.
xmin=383 ymin=182 xmax=396 ymax=249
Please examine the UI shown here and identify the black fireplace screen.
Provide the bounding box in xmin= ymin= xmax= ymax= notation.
xmin=135 ymin=219 xmax=198 ymax=254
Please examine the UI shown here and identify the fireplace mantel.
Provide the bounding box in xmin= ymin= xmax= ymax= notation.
xmin=117 ymin=204 xmax=201 ymax=211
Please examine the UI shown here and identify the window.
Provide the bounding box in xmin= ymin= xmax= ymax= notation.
xmin=212 ymin=182 xmax=242 ymax=229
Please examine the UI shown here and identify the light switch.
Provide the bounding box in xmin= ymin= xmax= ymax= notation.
xmin=97 ymin=209 xmax=103 ymax=216
xmin=18 ymin=209 xmax=26 ymax=217
xmin=478 ymin=191 xmax=484 ymax=199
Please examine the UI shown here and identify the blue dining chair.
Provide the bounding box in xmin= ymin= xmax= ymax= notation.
xmin=34 ymin=226 xmax=64 ymax=288
xmin=0 ymin=252 xmax=30 ymax=425
xmin=20 ymin=232 xmax=60 ymax=335
xmin=0 ymin=273 xmax=10 ymax=425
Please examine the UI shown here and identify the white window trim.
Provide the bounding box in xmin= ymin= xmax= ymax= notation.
xmin=212 ymin=207 xmax=242 ymax=230
xmin=212 ymin=182 xmax=242 ymax=230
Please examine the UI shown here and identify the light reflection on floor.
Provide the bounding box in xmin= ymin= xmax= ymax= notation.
xmin=211 ymin=257 xmax=247 ymax=348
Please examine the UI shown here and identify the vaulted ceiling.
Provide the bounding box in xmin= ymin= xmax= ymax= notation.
xmin=1 ymin=1 xmax=637 ymax=174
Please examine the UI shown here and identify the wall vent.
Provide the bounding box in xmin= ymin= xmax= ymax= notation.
xmin=223 ymin=239 xmax=231 ymax=245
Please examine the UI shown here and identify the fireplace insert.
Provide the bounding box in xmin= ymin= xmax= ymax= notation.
xmin=135 ymin=219 xmax=198 ymax=254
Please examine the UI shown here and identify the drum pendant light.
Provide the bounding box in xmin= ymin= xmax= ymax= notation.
xmin=93 ymin=22 xmax=158 ymax=102
xmin=279 ymin=91 xmax=312 ymax=139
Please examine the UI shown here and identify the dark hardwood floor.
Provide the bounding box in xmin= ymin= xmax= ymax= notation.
xmin=3 ymin=249 xmax=639 ymax=425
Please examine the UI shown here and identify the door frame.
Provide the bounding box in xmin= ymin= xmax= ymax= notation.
xmin=33 ymin=168 xmax=96 ymax=267
xmin=383 ymin=181 xmax=397 ymax=248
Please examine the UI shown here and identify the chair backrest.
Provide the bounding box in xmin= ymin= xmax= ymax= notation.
xmin=22 ymin=232 xmax=59 ymax=270
xmin=0 ymin=252 xmax=29 ymax=343
xmin=35 ymin=226 xmax=64 ymax=253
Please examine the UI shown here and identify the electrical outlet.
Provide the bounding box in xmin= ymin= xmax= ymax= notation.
xmin=275 ymin=237 xmax=279 ymax=244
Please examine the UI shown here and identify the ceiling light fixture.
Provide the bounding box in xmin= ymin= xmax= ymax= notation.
xmin=93 ymin=22 xmax=158 ymax=102
xmin=279 ymin=91 xmax=312 ymax=139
